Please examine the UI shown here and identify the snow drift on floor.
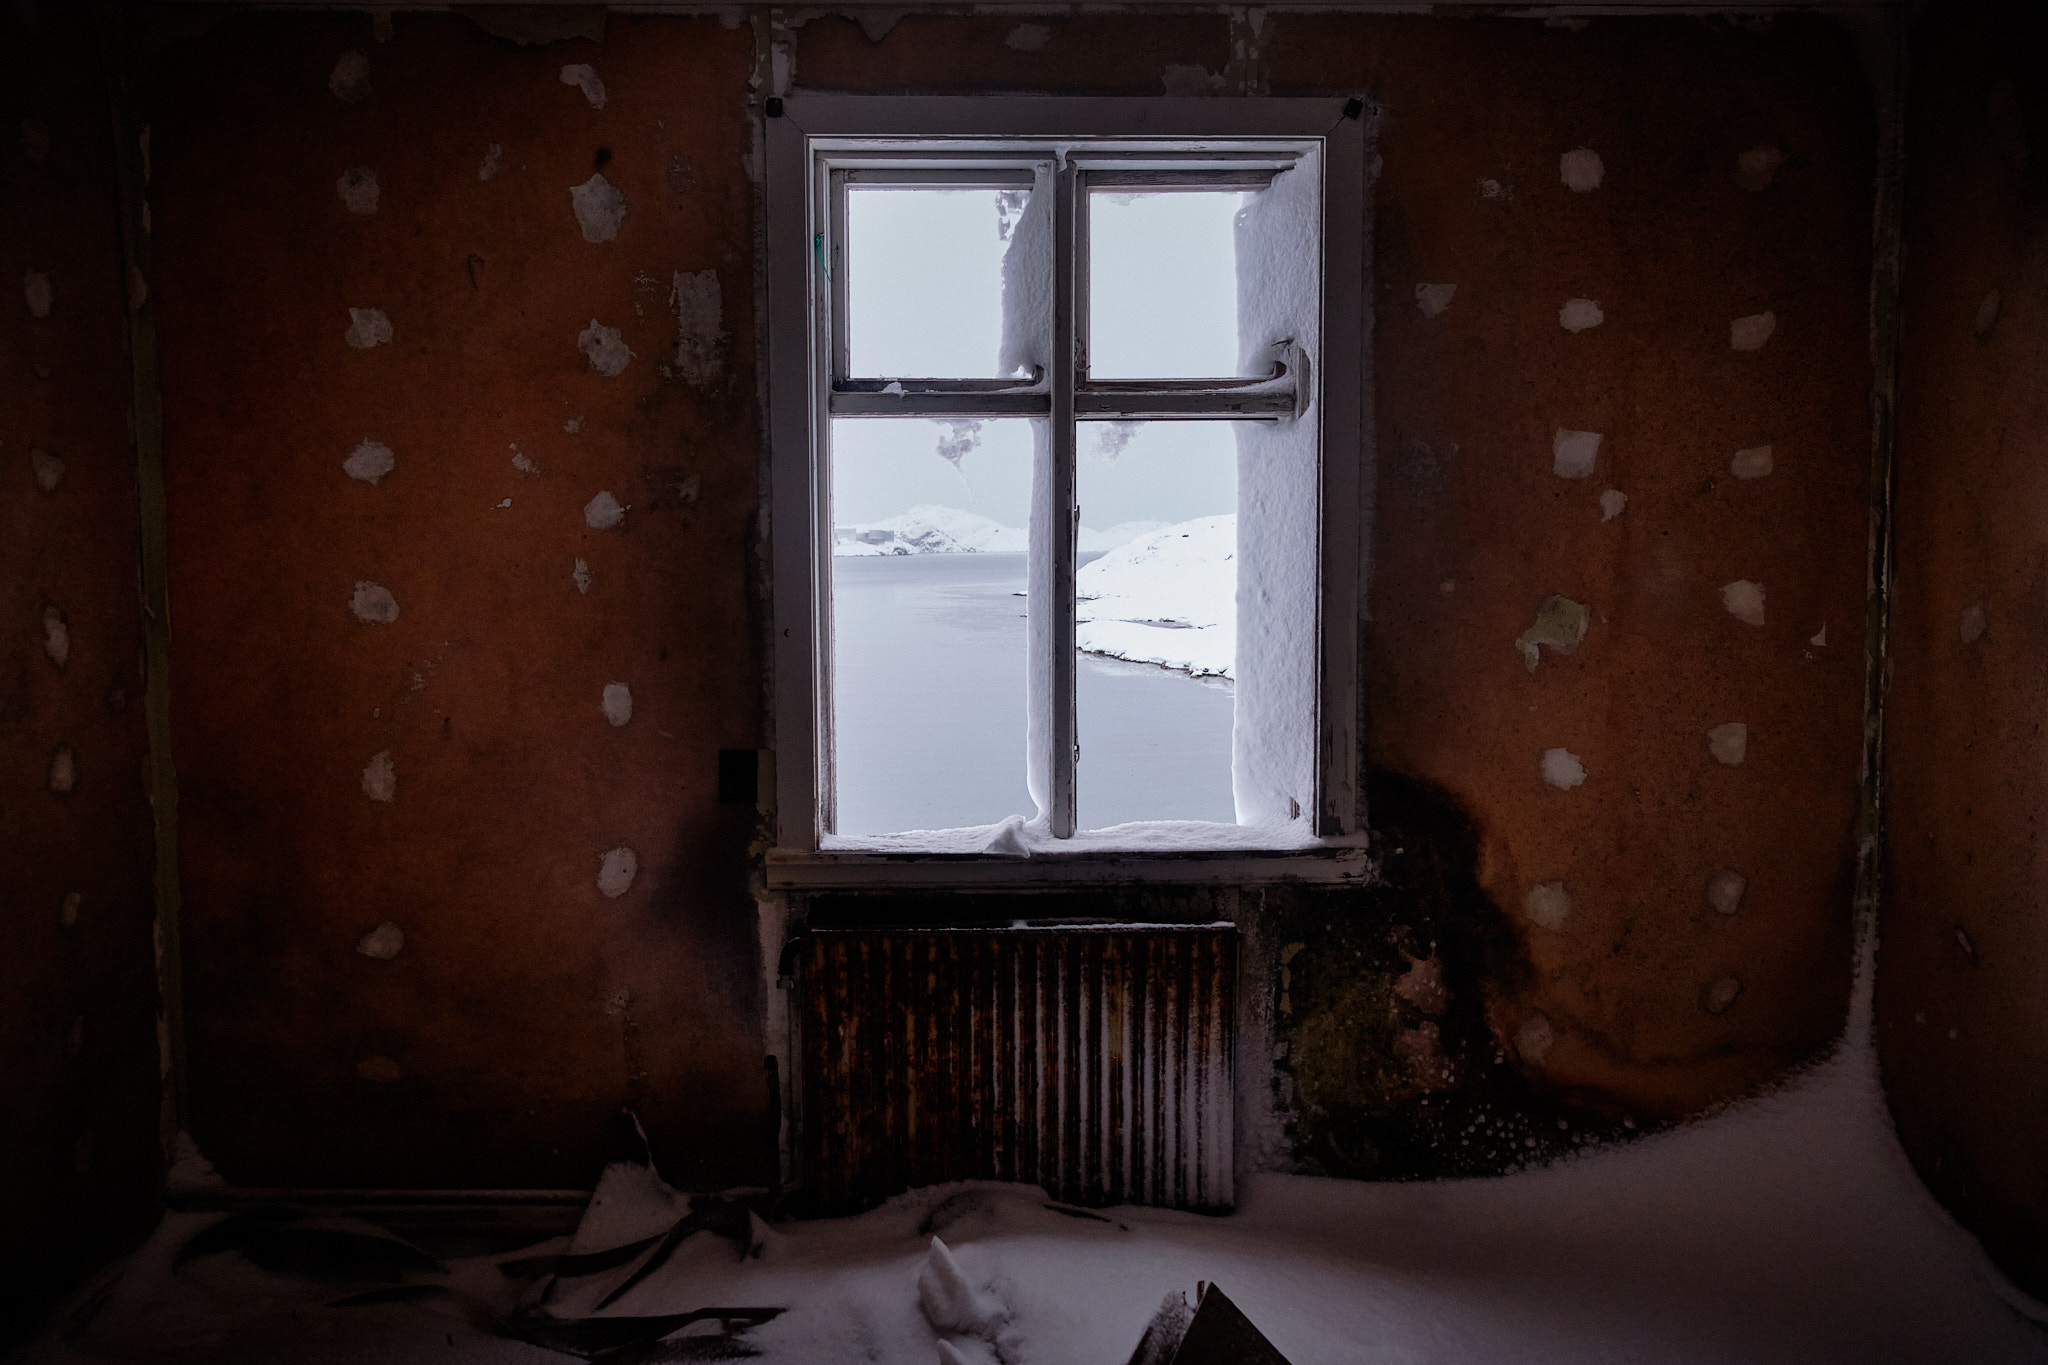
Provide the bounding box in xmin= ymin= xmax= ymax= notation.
xmin=22 ymin=1041 xmax=2047 ymax=1364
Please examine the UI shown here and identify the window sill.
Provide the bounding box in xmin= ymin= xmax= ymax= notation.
xmin=763 ymin=842 xmax=1372 ymax=890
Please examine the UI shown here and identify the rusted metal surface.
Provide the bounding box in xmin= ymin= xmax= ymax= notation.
xmin=802 ymin=927 xmax=1235 ymax=1213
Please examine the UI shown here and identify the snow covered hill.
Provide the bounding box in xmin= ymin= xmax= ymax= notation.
xmin=834 ymin=505 xmax=1168 ymax=556
xmin=834 ymin=506 xmax=1238 ymax=681
xmin=834 ymin=504 xmax=1026 ymax=555
xmin=1078 ymin=515 xmax=1235 ymax=680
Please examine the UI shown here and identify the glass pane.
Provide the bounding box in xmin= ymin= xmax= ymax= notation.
xmin=845 ymin=187 xmax=1035 ymax=380
xmin=1076 ymin=421 xmax=1239 ymax=829
xmin=1087 ymin=190 xmax=1251 ymax=379
xmin=830 ymin=417 xmax=1037 ymax=835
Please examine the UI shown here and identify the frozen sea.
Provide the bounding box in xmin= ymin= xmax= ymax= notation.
xmin=830 ymin=552 xmax=1236 ymax=835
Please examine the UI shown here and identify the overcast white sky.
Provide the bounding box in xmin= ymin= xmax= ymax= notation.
xmin=835 ymin=187 xmax=1247 ymax=530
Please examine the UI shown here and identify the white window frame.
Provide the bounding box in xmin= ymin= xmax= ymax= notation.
xmin=765 ymin=96 xmax=1373 ymax=888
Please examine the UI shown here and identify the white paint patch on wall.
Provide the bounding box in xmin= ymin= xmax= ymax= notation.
xmin=511 ymin=445 xmax=539 ymax=474
xmin=336 ymin=166 xmax=379 ymax=214
xmin=356 ymin=921 xmax=405 ymax=959
xmin=1553 ymin=428 xmax=1602 ymax=479
xmin=1960 ymin=603 xmax=1987 ymax=645
xmin=1524 ymin=882 xmax=1571 ymax=931
xmin=61 ymin=892 xmax=81 ymax=927
xmin=1515 ymin=595 xmax=1588 ymax=672
xmin=560 ymin=63 xmax=607 ymax=109
xmin=671 ymin=270 xmax=727 ymax=384
xmin=42 ymin=605 xmax=68 ymax=667
xmin=1736 ymin=144 xmax=1786 ymax=192
xmin=23 ymin=269 xmax=52 ymax=318
xmin=361 ymin=750 xmax=397 ymax=802
xmin=1414 ymin=283 xmax=1456 ymax=317
xmin=1974 ymin=289 xmax=2001 ymax=338
xmin=344 ymin=439 xmax=395 ymax=484
xmin=1559 ymin=298 xmax=1604 ymax=332
xmin=602 ymin=682 xmax=633 ymax=726
xmin=346 ymin=307 xmax=392 ymax=349
xmin=329 ymin=50 xmax=372 ymax=105
xmin=351 ymin=581 xmax=399 ymax=623
xmin=1161 ymin=65 xmax=1225 ymax=96
xmin=1560 ymin=147 xmax=1604 ymax=191
xmin=49 ymin=745 xmax=76 ymax=793
xmin=31 ymin=448 xmax=64 ymax=491
xmin=1706 ymin=868 xmax=1747 ymax=916
xmin=1730 ymin=312 xmax=1777 ymax=351
xmin=478 ymin=143 xmax=503 ymax=181
xmin=584 ymin=491 xmax=625 ymax=529
xmin=1702 ymin=977 xmax=1743 ymax=1015
xmin=573 ymin=558 xmax=593 ymax=594
xmin=1722 ymin=580 xmax=1766 ymax=626
xmin=1707 ymin=722 xmax=1748 ymax=766
xmin=1731 ymin=445 xmax=1774 ymax=480
xmin=1006 ymin=23 xmax=1050 ymax=50
xmin=1541 ymin=747 xmax=1586 ymax=790
xmin=1516 ymin=1014 xmax=1554 ymax=1065
xmin=578 ymin=319 xmax=631 ymax=375
xmin=571 ymin=173 xmax=627 ymax=243
xmin=856 ymin=11 xmax=902 ymax=42
xmin=1599 ymin=488 xmax=1627 ymax=521
xmin=597 ymin=846 xmax=639 ymax=898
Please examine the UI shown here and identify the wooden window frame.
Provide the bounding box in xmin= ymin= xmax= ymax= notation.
xmin=765 ymin=96 xmax=1374 ymax=889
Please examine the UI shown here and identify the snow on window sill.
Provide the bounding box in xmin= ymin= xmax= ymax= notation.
xmin=768 ymin=816 xmax=1370 ymax=889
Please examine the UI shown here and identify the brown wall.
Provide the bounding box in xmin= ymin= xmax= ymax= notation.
xmin=1272 ymin=11 xmax=1875 ymax=1117
xmin=1882 ymin=0 xmax=2048 ymax=1301
xmin=149 ymin=12 xmax=767 ymax=1190
xmin=0 ymin=8 xmax=166 ymax=1331
xmin=135 ymin=8 xmax=1879 ymax=1193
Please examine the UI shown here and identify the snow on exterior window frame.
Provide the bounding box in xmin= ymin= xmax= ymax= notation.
xmin=764 ymin=96 xmax=1374 ymax=888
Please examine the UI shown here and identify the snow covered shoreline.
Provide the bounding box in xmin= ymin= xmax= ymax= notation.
xmin=832 ymin=503 xmax=1172 ymax=558
xmin=1078 ymin=515 xmax=1235 ymax=681
xmin=836 ymin=505 xmax=1237 ymax=681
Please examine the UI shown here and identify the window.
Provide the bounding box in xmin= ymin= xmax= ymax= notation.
xmin=766 ymin=98 xmax=1370 ymax=884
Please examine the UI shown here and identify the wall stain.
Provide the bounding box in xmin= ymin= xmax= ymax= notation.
xmin=1271 ymin=773 xmax=1641 ymax=1179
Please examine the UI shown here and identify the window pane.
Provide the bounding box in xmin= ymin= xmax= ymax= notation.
xmin=1087 ymin=190 xmax=1250 ymax=379
xmin=1076 ymin=421 xmax=1238 ymax=829
xmin=831 ymin=417 xmax=1036 ymax=835
xmin=845 ymin=187 xmax=1035 ymax=380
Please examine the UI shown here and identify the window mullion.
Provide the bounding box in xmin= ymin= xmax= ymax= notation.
xmin=1049 ymin=163 xmax=1080 ymax=840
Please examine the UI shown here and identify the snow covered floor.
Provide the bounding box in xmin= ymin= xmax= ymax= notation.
xmin=24 ymin=1042 xmax=2048 ymax=1365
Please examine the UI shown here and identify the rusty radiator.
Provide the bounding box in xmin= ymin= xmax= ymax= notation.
xmin=800 ymin=926 xmax=1236 ymax=1213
